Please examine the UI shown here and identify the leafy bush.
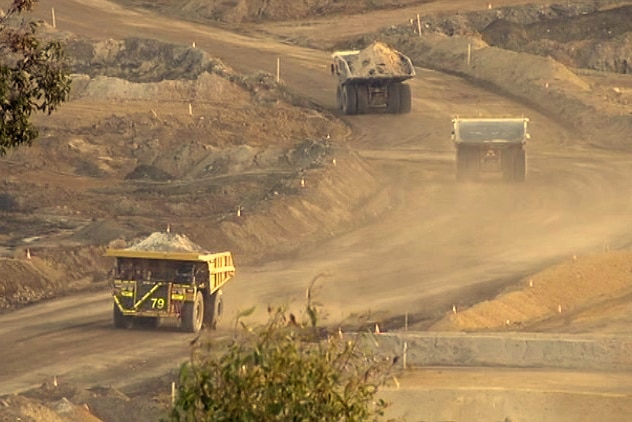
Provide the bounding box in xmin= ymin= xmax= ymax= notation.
xmin=0 ymin=0 xmax=72 ymax=155
xmin=170 ymin=296 xmax=397 ymax=421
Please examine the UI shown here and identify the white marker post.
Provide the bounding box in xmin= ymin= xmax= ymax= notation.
xmin=416 ymin=14 xmax=422 ymax=37
xmin=403 ymin=341 xmax=408 ymax=369
xmin=467 ymin=43 xmax=472 ymax=66
xmin=403 ymin=311 xmax=408 ymax=369
xmin=51 ymin=8 xmax=56 ymax=28
xmin=276 ymin=57 xmax=280 ymax=82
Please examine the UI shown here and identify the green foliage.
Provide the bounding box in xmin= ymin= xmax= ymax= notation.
xmin=0 ymin=0 xmax=72 ymax=155
xmin=170 ymin=304 xmax=395 ymax=421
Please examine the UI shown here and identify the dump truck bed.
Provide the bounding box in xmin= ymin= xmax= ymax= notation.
xmin=452 ymin=117 xmax=529 ymax=144
xmin=105 ymin=248 xmax=235 ymax=293
xmin=332 ymin=43 xmax=415 ymax=83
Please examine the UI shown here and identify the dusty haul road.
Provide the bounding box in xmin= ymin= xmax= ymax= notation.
xmin=2 ymin=0 xmax=632 ymax=397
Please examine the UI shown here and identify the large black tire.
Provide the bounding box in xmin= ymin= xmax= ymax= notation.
xmin=456 ymin=147 xmax=469 ymax=182
xmin=513 ymin=148 xmax=527 ymax=182
xmin=386 ymin=83 xmax=401 ymax=114
xmin=456 ymin=147 xmax=479 ymax=182
xmin=501 ymin=149 xmax=514 ymax=182
xmin=113 ymin=303 xmax=133 ymax=329
xmin=181 ymin=291 xmax=204 ymax=333
xmin=399 ymin=84 xmax=412 ymax=114
xmin=502 ymin=147 xmax=526 ymax=182
xmin=456 ymin=147 xmax=472 ymax=182
xmin=356 ymin=84 xmax=369 ymax=114
xmin=341 ymin=84 xmax=357 ymax=115
xmin=203 ymin=290 xmax=224 ymax=330
xmin=468 ymin=149 xmax=480 ymax=181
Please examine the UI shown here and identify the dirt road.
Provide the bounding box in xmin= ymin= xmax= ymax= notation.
xmin=5 ymin=0 xmax=632 ymax=406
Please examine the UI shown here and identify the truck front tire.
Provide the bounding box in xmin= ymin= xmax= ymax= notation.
xmin=182 ymin=291 xmax=204 ymax=333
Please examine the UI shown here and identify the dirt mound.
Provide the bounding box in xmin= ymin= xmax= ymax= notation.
xmin=1 ymin=379 xmax=170 ymax=422
xmin=480 ymin=19 xmax=529 ymax=51
xmin=110 ymin=0 xmax=431 ymax=24
xmin=430 ymin=251 xmax=632 ymax=332
xmin=66 ymin=37 xmax=209 ymax=82
xmin=0 ymin=258 xmax=59 ymax=309
xmin=125 ymin=164 xmax=173 ymax=182
xmin=480 ymin=4 xmax=632 ymax=74
xmin=347 ymin=42 xmax=411 ymax=77
xmin=0 ymin=244 xmax=110 ymax=313
xmin=0 ymin=394 xmax=101 ymax=422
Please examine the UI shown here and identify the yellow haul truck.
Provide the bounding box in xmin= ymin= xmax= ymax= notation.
xmin=105 ymin=248 xmax=235 ymax=333
xmin=330 ymin=42 xmax=415 ymax=115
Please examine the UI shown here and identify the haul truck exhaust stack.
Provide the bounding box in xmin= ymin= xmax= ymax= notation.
xmin=105 ymin=232 xmax=236 ymax=333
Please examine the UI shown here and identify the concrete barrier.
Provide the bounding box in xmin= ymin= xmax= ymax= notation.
xmin=370 ymin=332 xmax=632 ymax=371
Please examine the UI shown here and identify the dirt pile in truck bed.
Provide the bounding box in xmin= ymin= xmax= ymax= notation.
xmin=347 ymin=42 xmax=411 ymax=78
xmin=125 ymin=232 xmax=206 ymax=253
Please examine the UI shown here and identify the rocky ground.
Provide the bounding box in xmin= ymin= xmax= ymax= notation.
xmin=1 ymin=0 xmax=632 ymax=421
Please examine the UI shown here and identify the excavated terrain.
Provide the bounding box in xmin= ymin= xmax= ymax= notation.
xmin=1 ymin=0 xmax=632 ymax=421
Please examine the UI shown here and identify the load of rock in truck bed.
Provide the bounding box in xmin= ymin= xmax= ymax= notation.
xmin=346 ymin=42 xmax=412 ymax=78
xmin=125 ymin=231 xmax=205 ymax=252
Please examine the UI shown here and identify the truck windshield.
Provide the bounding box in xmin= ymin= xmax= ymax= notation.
xmin=457 ymin=121 xmax=525 ymax=142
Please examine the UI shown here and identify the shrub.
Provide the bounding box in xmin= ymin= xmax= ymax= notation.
xmin=170 ymin=294 xmax=397 ymax=421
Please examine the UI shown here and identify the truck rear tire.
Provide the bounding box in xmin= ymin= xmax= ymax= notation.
xmin=502 ymin=147 xmax=526 ymax=182
xmin=399 ymin=84 xmax=412 ymax=114
xmin=181 ymin=291 xmax=204 ymax=333
xmin=386 ymin=83 xmax=401 ymax=114
xmin=203 ymin=290 xmax=223 ymax=330
xmin=113 ymin=303 xmax=133 ymax=329
xmin=513 ymin=149 xmax=526 ymax=182
xmin=456 ymin=147 xmax=468 ymax=182
xmin=502 ymin=149 xmax=514 ymax=182
xmin=356 ymin=84 xmax=369 ymax=114
xmin=456 ymin=147 xmax=479 ymax=182
xmin=341 ymin=84 xmax=357 ymax=115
